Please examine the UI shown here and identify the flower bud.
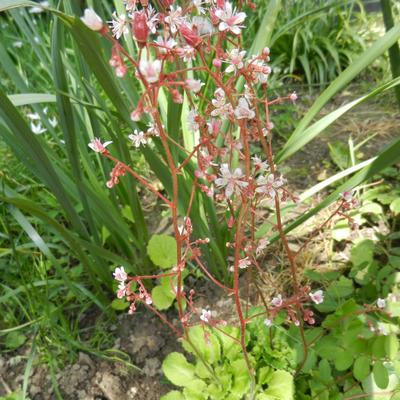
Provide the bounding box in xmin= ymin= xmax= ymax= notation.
xmin=180 ymin=24 xmax=202 ymax=48
xmin=132 ymin=11 xmax=149 ymax=44
xmin=160 ymin=0 xmax=174 ymax=7
xmin=213 ymin=58 xmax=222 ymax=68
xmin=81 ymin=8 xmax=103 ymax=31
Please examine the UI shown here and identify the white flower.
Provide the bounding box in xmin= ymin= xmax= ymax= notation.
xmin=113 ymin=266 xmax=128 ymax=282
xmin=252 ymin=156 xmax=269 ymax=171
xmin=13 ymin=41 xmax=23 ymax=48
xmin=215 ymin=163 xmax=248 ymax=198
xmin=109 ymin=12 xmax=129 ymax=39
xmin=200 ymin=309 xmax=212 ymax=323
xmin=264 ymin=318 xmax=273 ymax=327
xmin=256 ymin=238 xmax=269 ymax=256
xmin=88 ymin=138 xmax=113 ymax=153
xmin=239 ymin=257 xmax=251 ymax=269
xmin=81 ymin=8 xmax=103 ymax=31
xmin=177 ymin=46 xmax=196 ymax=63
xmin=154 ymin=36 xmax=177 ymax=54
xmin=193 ymin=0 xmax=207 ymax=14
xmin=129 ymin=130 xmax=147 ymax=147
xmin=124 ymin=0 xmax=137 ymax=11
xmin=342 ymin=190 xmax=355 ymax=202
xmin=191 ymin=16 xmax=214 ymax=36
xmin=48 ymin=117 xmax=58 ymax=128
xmin=187 ymin=109 xmax=200 ymax=132
xmin=139 ymin=59 xmax=161 ymax=83
xmin=289 ymin=92 xmax=298 ymax=102
xmin=309 ymin=290 xmax=324 ymax=305
xmin=234 ymin=97 xmax=255 ymax=120
xmin=255 ymin=174 xmax=285 ymax=198
xmin=165 ymin=6 xmax=184 ymax=34
xmin=146 ymin=5 xmax=159 ymax=34
xmin=27 ymin=112 xmax=40 ymax=120
xmin=185 ymin=79 xmax=204 ymax=93
xmin=377 ymin=298 xmax=386 ymax=309
xmin=29 ymin=1 xmax=48 ymax=13
xmin=271 ymin=294 xmax=283 ymax=307
xmin=215 ymin=2 xmax=246 ymax=35
xmin=30 ymin=122 xmax=46 ymax=135
xmin=225 ymin=48 xmax=246 ymax=74
xmin=251 ymin=59 xmax=271 ymax=83
xmin=211 ymin=88 xmax=233 ymax=118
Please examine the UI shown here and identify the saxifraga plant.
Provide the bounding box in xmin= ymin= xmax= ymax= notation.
xmin=77 ymin=2 xmax=398 ymax=398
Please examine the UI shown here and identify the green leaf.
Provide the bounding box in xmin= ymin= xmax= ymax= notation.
xmin=351 ymin=239 xmax=375 ymax=268
xmin=182 ymin=326 xmax=221 ymax=364
xmin=372 ymin=336 xmax=387 ymax=359
xmin=263 ymin=370 xmax=294 ymax=400
xmin=269 ymin=138 xmax=400 ymax=246
xmin=4 ymin=331 xmax=27 ymax=350
xmin=182 ymin=379 xmax=207 ymax=400
xmin=373 ymin=361 xmax=389 ymax=390
xmin=319 ymin=359 xmax=332 ymax=384
xmin=0 ymin=0 xmax=37 ymax=12
xmin=162 ymin=352 xmax=196 ymax=387
xmin=230 ymin=359 xmax=251 ymax=397
xmin=160 ymin=391 xmax=185 ymax=400
xmin=147 ymin=234 xmax=177 ymax=269
xmin=384 ymin=334 xmax=399 ymax=360
xmin=334 ymin=350 xmax=353 ymax=371
xmin=277 ymin=24 xmax=400 ymax=163
xmin=390 ymin=198 xmax=400 ymax=215
xmin=111 ymin=299 xmax=130 ymax=311
xmin=151 ymin=285 xmax=175 ymax=310
xmin=8 ymin=93 xmax=56 ymax=106
xmin=353 ymin=356 xmax=370 ymax=381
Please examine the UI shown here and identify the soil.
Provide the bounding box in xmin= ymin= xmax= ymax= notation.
xmin=0 ymin=310 xmax=178 ymax=399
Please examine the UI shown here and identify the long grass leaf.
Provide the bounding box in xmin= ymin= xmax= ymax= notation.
xmin=277 ymin=76 xmax=400 ymax=162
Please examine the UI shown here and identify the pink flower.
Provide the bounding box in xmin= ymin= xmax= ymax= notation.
xmin=224 ymin=48 xmax=246 ymax=74
xmin=215 ymin=163 xmax=248 ymax=198
xmin=215 ymin=2 xmax=246 ymax=35
xmin=239 ymin=257 xmax=251 ymax=269
xmin=271 ymin=294 xmax=283 ymax=307
xmin=187 ymin=109 xmax=200 ymax=132
xmin=154 ymin=36 xmax=177 ymax=54
xmin=185 ymin=79 xmax=204 ymax=93
xmin=138 ymin=59 xmax=161 ymax=83
xmin=88 ymin=138 xmax=113 ymax=153
xmin=81 ymin=8 xmax=103 ymax=31
xmin=117 ymin=282 xmax=126 ymax=299
xmin=234 ymin=97 xmax=255 ymax=120
xmin=264 ymin=318 xmax=273 ymax=327
xmin=200 ymin=309 xmax=212 ymax=323
xmin=309 ymin=290 xmax=324 ymax=305
xmin=177 ymin=46 xmax=196 ymax=63
xmin=255 ymin=174 xmax=285 ymax=198
xmin=289 ymin=92 xmax=298 ymax=102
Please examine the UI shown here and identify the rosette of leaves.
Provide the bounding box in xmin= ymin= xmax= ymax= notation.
xmin=161 ymin=322 xmax=295 ymax=400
